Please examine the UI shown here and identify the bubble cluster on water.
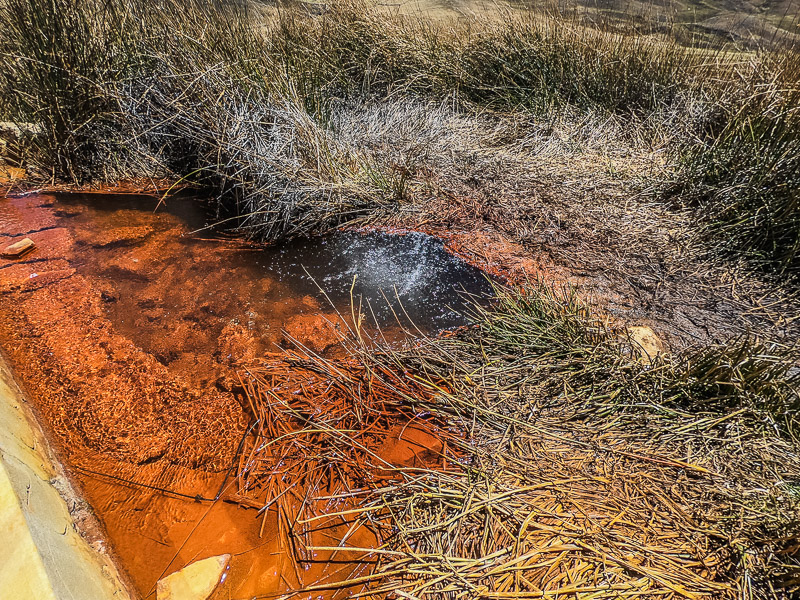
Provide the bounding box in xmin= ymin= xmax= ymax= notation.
xmin=258 ymin=230 xmax=494 ymax=331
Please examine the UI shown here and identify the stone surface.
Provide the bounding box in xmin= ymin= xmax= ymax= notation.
xmin=0 ymin=358 xmax=131 ymax=600
xmin=0 ymin=461 xmax=58 ymax=600
xmin=628 ymin=325 xmax=665 ymax=362
xmin=2 ymin=236 xmax=35 ymax=258
xmin=157 ymin=554 xmax=231 ymax=600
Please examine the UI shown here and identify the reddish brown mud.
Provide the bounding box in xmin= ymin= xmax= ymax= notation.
xmin=0 ymin=192 xmax=468 ymax=599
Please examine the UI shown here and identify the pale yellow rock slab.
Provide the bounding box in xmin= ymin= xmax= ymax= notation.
xmin=0 ymin=359 xmax=132 ymax=600
xmin=1 ymin=237 xmax=35 ymax=258
xmin=628 ymin=326 xmax=665 ymax=362
xmin=157 ymin=554 xmax=231 ymax=600
xmin=0 ymin=460 xmax=58 ymax=600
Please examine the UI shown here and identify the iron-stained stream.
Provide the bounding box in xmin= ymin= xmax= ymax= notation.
xmin=4 ymin=192 xmax=494 ymax=598
xmin=55 ymin=193 xmax=493 ymax=386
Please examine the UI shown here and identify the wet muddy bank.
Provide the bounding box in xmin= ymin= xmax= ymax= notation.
xmin=0 ymin=191 xmax=492 ymax=598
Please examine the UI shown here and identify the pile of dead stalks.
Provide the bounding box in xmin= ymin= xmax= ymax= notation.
xmin=229 ymin=284 xmax=799 ymax=599
xmin=230 ymin=349 xmax=460 ymax=566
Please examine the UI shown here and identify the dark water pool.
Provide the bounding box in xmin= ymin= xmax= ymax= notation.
xmin=253 ymin=229 xmax=493 ymax=331
xmin=52 ymin=193 xmax=493 ymax=382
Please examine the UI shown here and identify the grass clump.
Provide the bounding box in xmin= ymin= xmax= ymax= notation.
xmin=1 ymin=0 xmax=797 ymax=279
xmin=270 ymin=6 xmax=706 ymax=114
xmin=0 ymin=0 xmax=408 ymax=237
xmin=671 ymin=54 xmax=800 ymax=279
xmin=374 ymin=286 xmax=800 ymax=598
xmin=403 ymin=284 xmax=800 ymax=440
xmin=1 ymin=0 xmax=799 ymax=594
xmin=236 ymin=284 xmax=800 ymax=599
xmin=0 ymin=0 xmax=137 ymax=179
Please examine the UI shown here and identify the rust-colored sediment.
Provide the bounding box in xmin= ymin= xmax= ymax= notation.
xmin=0 ymin=192 xmax=461 ymax=599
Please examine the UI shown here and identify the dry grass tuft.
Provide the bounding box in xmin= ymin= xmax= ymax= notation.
xmin=1 ymin=0 xmax=797 ymax=278
xmin=224 ymin=285 xmax=800 ymax=599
